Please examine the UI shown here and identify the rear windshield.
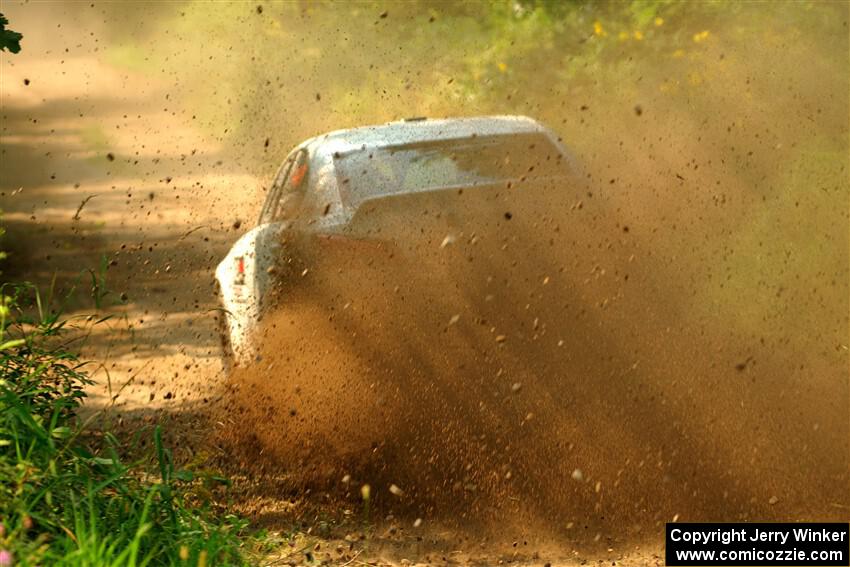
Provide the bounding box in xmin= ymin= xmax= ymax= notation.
xmin=333 ymin=132 xmax=567 ymax=206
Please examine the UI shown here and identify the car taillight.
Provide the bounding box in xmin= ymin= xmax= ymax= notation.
xmin=235 ymin=256 xmax=245 ymax=285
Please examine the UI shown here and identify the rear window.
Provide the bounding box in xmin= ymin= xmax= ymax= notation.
xmin=333 ymin=132 xmax=567 ymax=206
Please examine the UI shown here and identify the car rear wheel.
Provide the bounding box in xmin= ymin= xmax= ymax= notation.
xmin=216 ymin=311 xmax=235 ymax=374
xmin=214 ymin=285 xmax=235 ymax=374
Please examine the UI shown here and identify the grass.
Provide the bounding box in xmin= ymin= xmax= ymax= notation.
xmin=0 ymin=283 xmax=253 ymax=565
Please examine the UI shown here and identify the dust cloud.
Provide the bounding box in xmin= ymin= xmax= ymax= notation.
xmin=222 ymin=167 xmax=846 ymax=546
xmin=2 ymin=0 xmax=848 ymax=560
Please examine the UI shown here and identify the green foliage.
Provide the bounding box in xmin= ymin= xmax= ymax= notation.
xmin=0 ymin=13 xmax=22 ymax=54
xmin=691 ymin=143 xmax=850 ymax=343
xmin=0 ymin=284 xmax=251 ymax=565
xmin=0 ymin=211 xmax=6 ymax=275
xmin=124 ymin=0 xmax=734 ymax=161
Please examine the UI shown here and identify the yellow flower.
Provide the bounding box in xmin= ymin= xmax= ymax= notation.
xmin=672 ymin=49 xmax=685 ymax=58
xmin=179 ymin=546 xmax=189 ymax=561
xmin=497 ymin=62 xmax=507 ymax=73
xmin=633 ymin=30 xmax=644 ymax=41
xmin=693 ymin=30 xmax=710 ymax=43
xmin=655 ymin=17 xmax=664 ymax=26
xmin=593 ymin=21 xmax=607 ymax=37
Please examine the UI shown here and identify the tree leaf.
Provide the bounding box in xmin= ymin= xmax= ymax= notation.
xmin=0 ymin=13 xmax=23 ymax=54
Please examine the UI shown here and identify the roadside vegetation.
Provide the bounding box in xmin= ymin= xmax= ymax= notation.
xmin=2 ymin=13 xmax=252 ymax=564
xmin=0 ymin=283 xmax=251 ymax=565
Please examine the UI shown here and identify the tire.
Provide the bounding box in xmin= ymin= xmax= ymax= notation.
xmin=214 ymin=285 xmax=235 ymax=374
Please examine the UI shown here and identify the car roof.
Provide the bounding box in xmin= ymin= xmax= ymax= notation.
xmin=300 ymin=115 xmax=551 ymax=156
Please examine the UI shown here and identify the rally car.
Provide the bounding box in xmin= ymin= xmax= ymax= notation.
xmin=215 ymin=115 xmax=574 ymax=366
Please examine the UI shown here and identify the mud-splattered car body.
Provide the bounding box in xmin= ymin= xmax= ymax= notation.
xmin=215 ymin=115 xmax=574 ymax=365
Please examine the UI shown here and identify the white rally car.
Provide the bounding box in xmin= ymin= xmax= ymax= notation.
xmin=215 ymin=115 xmax=574 ymax=366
